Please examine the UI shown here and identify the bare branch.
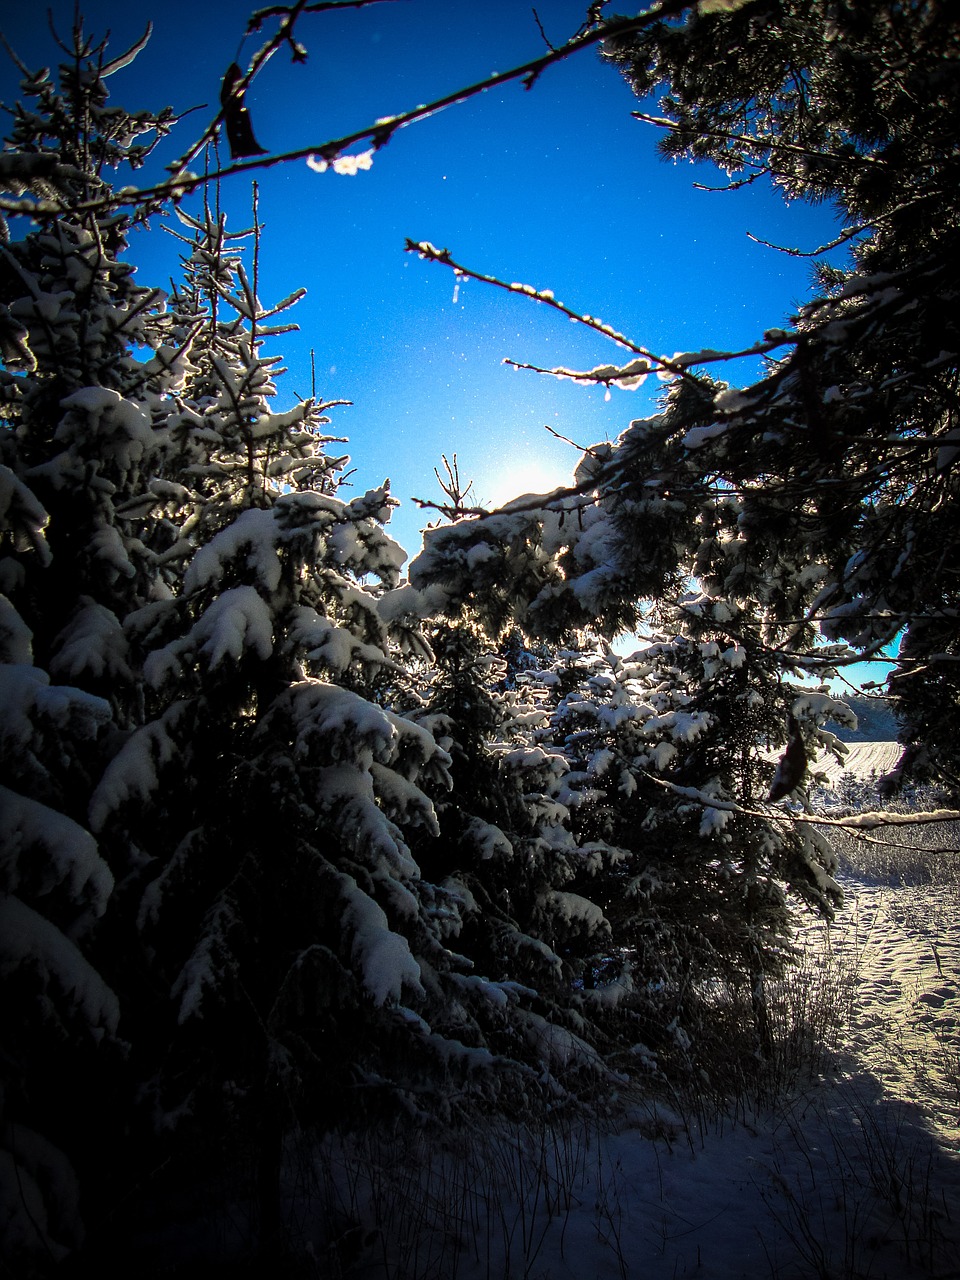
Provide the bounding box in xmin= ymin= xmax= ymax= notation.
xmin=543 ymin=422 xmax=606 ymax=456
xmin=169 ymin=0 xmax=311 ymax=173
xmin=833 ymin=827 xmax=960 ymax=854
xmin=404 ymin=240 xmax=804 ymax=396
xmin=745 ymin=223 xmax=870 ymax=258
xmin=421 ymin=453 xmax=481 ymax=523
xmin=248 ymin=0 xmax=403 ymax=26
xmin=645 ymin=772 xmax=960 ymax=833
xmin=404 ymin=238 xmax=650 ymax=355
xmin=531 ymin=8 xmax=557 ymax=52
xmin=0 ymin=5 xmax=691 ymax=219
xmin=405 ymin=241 xmax=730 ymax=398
xmin=692 ymin=168 xmax=769 ymax=193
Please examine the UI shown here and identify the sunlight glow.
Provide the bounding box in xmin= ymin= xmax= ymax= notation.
xmin=474 ymin=451 xmax=573 ymax=510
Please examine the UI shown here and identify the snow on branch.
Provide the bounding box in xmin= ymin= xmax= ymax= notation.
xmin=0 ymin=785 xmax=113 ymax=917
xmin=0 ymin=465 xmax=51 ymax=567
xmin=822 ymin=808 xmax=960 ymax=833
xmin=0 ymin=895 xmax=120 ymax=1034
xmin=646 ymin=771 xmax=960 ymax=836
xmin=89 ymin=703 xmax=193 ymax=831
xmin=338 ymin=871 xmax=423 ymax=1007
xmin=405 ymin=239 xmax=656 ymax=360
xmin=404 ymin=240 xmax=797 ymax=388
xmin=0 ymin=5 xmax=694 ymax=218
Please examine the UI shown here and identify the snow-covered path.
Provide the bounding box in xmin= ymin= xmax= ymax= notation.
xmin=825 ymin=874 xmax=960 ymax=1149
xmin=319 ymin=842 xmax=960 ymax=1279
xmin=547 ymin=865 xmax=960 ymax=1279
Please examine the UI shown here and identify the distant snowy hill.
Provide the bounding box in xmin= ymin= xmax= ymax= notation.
xmin=762 ymin=697 xmax=903 ymax=786
xmin=828 ymin=694 xmax=900 ymax=743
xmin=813 ymin=695 xmax=902 ymax=784
xmin=813 ymin=739 xmax=903 ymax=785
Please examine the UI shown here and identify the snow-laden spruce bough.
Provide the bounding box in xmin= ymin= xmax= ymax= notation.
xmin=2 ymin=3 xmax=958 ymax=1273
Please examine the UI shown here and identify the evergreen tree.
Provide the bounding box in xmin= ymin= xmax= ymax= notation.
xmin=0 ymin=19 xmax=176 ymax=1264
xmin=86 ymin=187 xmax=510 ymax=1244
xmin=406 ymin=617 xmax=619 ymax=1072
xmin=405 ymin=4 xmax=959 ymax=1055
xmin=0 ymin=23 xmax=638 ymax=1268
xmin=9 ymin=1 xmax=956 ymax=1269
xmin=379 ymin=478 xmax=624 ymax=1100
xmin=598 ymin=0 xmax=960 ymax=788
xmin=535 ymin=623 xmax=848 ymax=1060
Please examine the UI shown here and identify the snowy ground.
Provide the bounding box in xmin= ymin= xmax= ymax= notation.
xmin=140 ymin=754 xmax=960 ymax=1278
xmin=582 ymin=862 xmax=960 ymax=1280
xmin=316 ymin=799 xmax=960 ymax=1280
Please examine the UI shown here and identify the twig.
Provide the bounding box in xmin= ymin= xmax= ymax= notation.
xmin=644 ymin=772 xmax=960 ymax=833
xmin=0 ymin=4 xmax=692 ymax=218
xmin=531 ymin=8 xmax=557 ymax=52
xmin=248 ymin=0 xmax=403 ymax=24
xmin=169 ymin=0 xmax=312 ymax=174
xmin=405 ymin=239 xmax=653 ymax=355
xmin=410 ymin=480 xmax=600 ymax=519
xmin=543 ymin=422 xmax=606 ymax=456
xmin=404 ymin=240 xmax=810 ymax=398
xmin=745 ymin=223 xmax=870 ymax=259
xmin=692 ymin=168 xmax=769 ymax=193
xmin=835 ymin=827 xmax=960 ymax=855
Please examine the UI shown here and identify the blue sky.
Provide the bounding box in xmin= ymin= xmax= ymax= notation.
xmin=0 ymin=0 xmax=848 ymax=554
xmin=4 ymin=1 xmax=891 ymax=690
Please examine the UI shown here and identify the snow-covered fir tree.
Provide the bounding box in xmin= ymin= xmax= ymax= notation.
xmin=599 ymin=0 xmax=960 ymax=793
xmin=1 ymin=22 xmax=632 ymax=1269
xmin=384 ymin=607 xmax=624 ymax=1079
xmin=407 ymin=475 xmax=849 ymax=1061
xmin=0 ymin=20 xmax=177 ymax=1265
xmin=529 ymin=624 xmax=851 ymax=1062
